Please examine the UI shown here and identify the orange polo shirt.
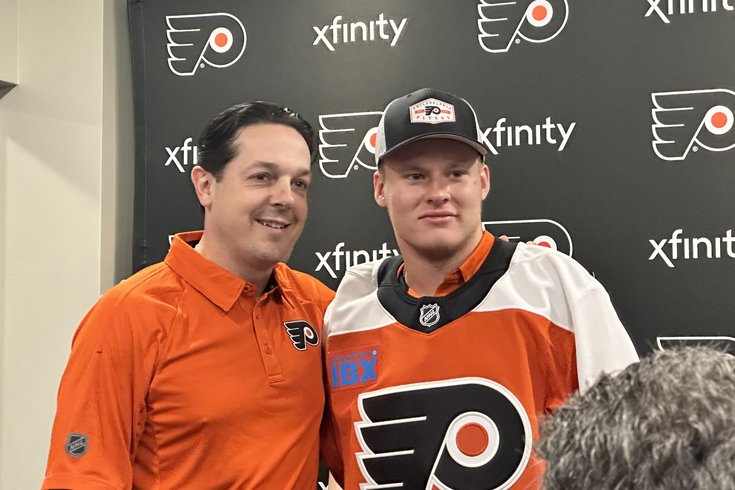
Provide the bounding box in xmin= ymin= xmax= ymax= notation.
xmin=44 ymin=231 xmax=334 ymax=489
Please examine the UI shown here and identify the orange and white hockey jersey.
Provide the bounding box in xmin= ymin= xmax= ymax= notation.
xmin=323 ymin=234 xmax=638 ymax=489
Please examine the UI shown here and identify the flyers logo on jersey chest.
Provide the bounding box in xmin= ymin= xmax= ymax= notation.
xmin=355 ymin=377 xmax=532 ymax=489
xmin=328 ymin=346 xmax=379 ymax=391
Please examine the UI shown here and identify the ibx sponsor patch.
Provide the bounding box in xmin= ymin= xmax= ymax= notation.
xmin=328 ymin=346 xmax=379 ymax=391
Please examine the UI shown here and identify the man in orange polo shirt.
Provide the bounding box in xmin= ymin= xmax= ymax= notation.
xmin=321 ymin=88 xmax=639 ymax=489
xmin=43 ymin=102 xmax=334 ymax=489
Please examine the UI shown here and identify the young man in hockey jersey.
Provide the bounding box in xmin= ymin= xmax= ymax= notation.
xmin=321 ymin=88 xmax=639 ymax=489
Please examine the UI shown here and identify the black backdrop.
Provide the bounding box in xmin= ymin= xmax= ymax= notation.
xmin=129 ymin=1 xmax=735 ymax=485
xmin=127 ymin=0 xmax=735 ymax=428
xmin=129 ymin=0 xmax=735 ymax=358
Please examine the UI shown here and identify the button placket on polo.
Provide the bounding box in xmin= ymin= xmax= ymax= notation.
xmin=252 ymin=295 xmax=285 ymax=384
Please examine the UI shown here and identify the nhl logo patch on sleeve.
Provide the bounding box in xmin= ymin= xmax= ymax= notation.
xmin=65 ymin=432 xmax=89 ymax=457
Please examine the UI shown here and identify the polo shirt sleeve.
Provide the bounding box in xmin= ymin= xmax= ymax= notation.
xmin=42 ymin=286 xmax=166 ymax=490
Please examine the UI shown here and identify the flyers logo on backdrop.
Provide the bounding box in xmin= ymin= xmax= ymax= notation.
xmin=318 ymin=111 xmax=383 ymax=178
xmin=483 ymin=219 xmax=573 ymax=256
xmin=166 ymin=13 xmax=247 ymax=76
xmin=355 ymin=378 xmax=532 ymax=489
xmin=477 ymin=0 xmax=569 ymax=53
xmin=652 ymin=89 xmax=735 ymax=161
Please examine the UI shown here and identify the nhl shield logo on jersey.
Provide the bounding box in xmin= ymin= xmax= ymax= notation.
xmin=64 ymin=432 xmax=89 ymax=458
xmin=283 ymin=320 xmax=320 ymax=350
xmin=419 ymin=303 xmax=441 ymax=328
xmin=409 ymin=98 xmax=456 ymax=124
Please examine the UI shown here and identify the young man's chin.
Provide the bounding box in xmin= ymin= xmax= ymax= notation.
xmin=411 ymin=240 xmax=467 ymax=262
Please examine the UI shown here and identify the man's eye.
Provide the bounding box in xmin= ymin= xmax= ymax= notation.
xmin=293 ymin=179 xmax=310 ymax=190
xmin=407 ymin=173 xmax=424 ymax=180
xmin=252 ymin=173 xmax=271 ymax=181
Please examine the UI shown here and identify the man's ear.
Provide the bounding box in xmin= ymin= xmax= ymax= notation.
xmin=480 ymin=162 xmax=490 ymax=201
xmin=373 ymin=170 xmax=387 ymax=208
xmin=191 ymin=166 xmax=215 ymax=209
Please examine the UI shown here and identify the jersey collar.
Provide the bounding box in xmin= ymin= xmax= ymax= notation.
xmin=165 ymin=231 xmax=292 ymax=311
xmin=402 ymin=231 xmax=496 ymax=297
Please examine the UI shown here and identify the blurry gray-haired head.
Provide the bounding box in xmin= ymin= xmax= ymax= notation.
xmin=537 ymin=346 xmax=735 ymax=490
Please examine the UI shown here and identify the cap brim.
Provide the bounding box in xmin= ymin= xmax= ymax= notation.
xmin=377 ymin=133 xmax=489 ymax=164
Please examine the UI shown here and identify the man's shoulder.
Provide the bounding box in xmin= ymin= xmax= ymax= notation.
xmin=70 ymin=261 xmax=186 ymax=348
xmin=97 ymin=260 xmax=186 ymax=314
xmin=336 ymin=258 xmax=388 ymax=295
xmin=509 ymin=243 xmax=597 ymax=289
xmin=324 ymin=258 xmax=396 ymax=335
xmin=325 ymin=259 xmax=388 ymax=317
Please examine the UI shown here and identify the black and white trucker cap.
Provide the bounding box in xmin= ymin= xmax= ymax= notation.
xmin=374 ymin=88 xmax=490 ymax=164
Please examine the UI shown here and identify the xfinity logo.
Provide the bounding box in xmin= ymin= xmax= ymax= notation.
xmin=649 ymin=229 xmax=735 ymax=268
xmin=315 ymin=242 xmax=399 ymax=279
xmin=313 ymin=13 xmax=408 ymax=51
xmin=480 ymin=116 xmax=576 ymax=155
xmin=645 ymin=0 xmax=734 ymax=23
xmin=165 ymin=137 xmax=199 ymax=173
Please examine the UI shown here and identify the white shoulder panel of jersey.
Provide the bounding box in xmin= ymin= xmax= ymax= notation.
xmin=479 ymin=243 xmax=639 ymax=388
xmin=476 ymin=242 xmax=599 ymax=332
xmin=324 ymin=259 xmax=397 ymax=337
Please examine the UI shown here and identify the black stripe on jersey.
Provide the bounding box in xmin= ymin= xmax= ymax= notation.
xmin=376 ymin=239 xmax=518 ymax=333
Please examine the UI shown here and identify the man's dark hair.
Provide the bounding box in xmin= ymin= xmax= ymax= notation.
xmin=198 ymin=101 xmax=316 ymax=180
xmin=537 ymin=346 xmax=735 ymax=490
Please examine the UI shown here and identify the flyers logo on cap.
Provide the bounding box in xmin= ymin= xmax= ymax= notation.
xmin=166 ymin=13 xmax=246 ymax=76
xmin=652 ymin=89 xmax=735 ymax=161
xmin=318 ymin=111 xmax=383 ymax=179
xmin=409 ymin=98 xmax=456 ymax=124
xmin=477 ymin=0 xmax=569 ymax=53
